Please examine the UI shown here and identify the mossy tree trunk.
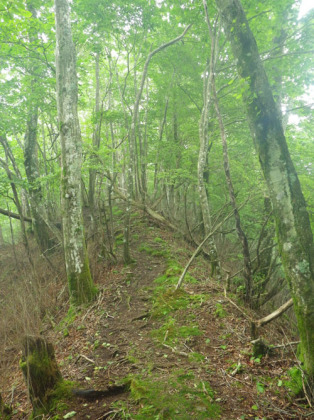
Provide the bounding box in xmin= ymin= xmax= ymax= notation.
xmin=215 ymin=0 xmax=314 ymax=383
xmin=55 ymin=0 xmax=97 ymax=304
xmin=20 ymin=336 xmax=62 ymax=415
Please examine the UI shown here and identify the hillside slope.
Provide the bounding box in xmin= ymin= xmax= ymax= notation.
xmin=0 ymin=216 xmax=312 ymax=419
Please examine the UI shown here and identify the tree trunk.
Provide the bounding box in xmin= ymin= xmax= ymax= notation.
xmin=212 ymin=79 xmax=253 ymax=303
xmin=20 ymin=336 xmax=62 ymax=414
xmin=215 ymin=0 xmax=314 ymax=383
xmin=123 ymin=25 xmax=192 ymax=262
xmin=0 ymin=153 xmax=34 ymax=268
xmin=55 ymin=0 xmax=97 ymax=304
xmin=23 ymin=2 xmax=51 ymax=253
xmin=88 ymin=52 xmax=101 ymax=218
xmin=198 ymin=8 xmax=221 ymax=277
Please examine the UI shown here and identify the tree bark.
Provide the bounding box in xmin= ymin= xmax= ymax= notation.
xmin=215 ymin=0 xmax=314 ymax=382
xmin=55 ymin=0 xmax=97 ymax=304
xmin=20 ymin=336 xmax=62 ymax=415
xmin=23 ymin=2 xmax=51 ymax=253
xmin=88 ymin=52 xmax=101 ymax=217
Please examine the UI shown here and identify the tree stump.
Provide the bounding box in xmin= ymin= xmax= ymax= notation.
xmin=0 ymin=392 xmax=12 ymax=418
xmin=20 ymin=335 xmax=62 ymax=413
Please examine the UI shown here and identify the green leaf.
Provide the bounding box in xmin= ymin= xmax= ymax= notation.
xmin=256 ymin=382 xmax=265 ymax=393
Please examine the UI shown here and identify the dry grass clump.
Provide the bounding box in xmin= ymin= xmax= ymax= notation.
xmin=0 ymin=239 xmax=67 ymax=391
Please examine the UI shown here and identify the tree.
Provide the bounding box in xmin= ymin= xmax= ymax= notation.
xmin=215 ymin=0 xmax=314 ymax=384
xmin=54 ymin=0 xmax=97 ymax=304
xmin=23 ymin=1 xmax=51 ymax=253
xmin=197 ymin=8 xmax=221 ymax=277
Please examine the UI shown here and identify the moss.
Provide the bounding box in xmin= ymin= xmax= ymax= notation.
xmin=153 ymin=237 xmax=165 ymax=244
xmin=138 ymin=242 xmax=169 ymax=258
xmin=284 ymin=366 xmax=303 ymax=397
xmin=121 ymin=373 xmax=220 ymax=419
xmin=47 ymin=380 xmax=76 ymax=411
xmin=68 ymin=252 xmax=98 ymax=305
xmin=20 ymin=336 xmax=64 ymax=416
xmin=152 ymin=288 xmax=190 ymax=317
xmin=151 ymin=318 xmax=202 ymax=345
xmin=289 ymin=295 xmax=314 ymax=383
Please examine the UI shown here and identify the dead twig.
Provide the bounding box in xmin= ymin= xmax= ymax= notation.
xmin=162 ymin=343 xmax=189 ymax=357
xmin=271 ymin=341 xmax=300 ymax=349
xmin=75 ymin=354 xmax=96 ymax=365
xmin=223 ymin=289 xmax=253 ymax=322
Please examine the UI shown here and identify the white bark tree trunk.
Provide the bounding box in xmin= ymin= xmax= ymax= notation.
xmin=55 ymin=0 xmax=97 ymax=304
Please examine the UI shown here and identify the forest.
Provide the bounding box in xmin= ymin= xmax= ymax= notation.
xmin=0 ymin=0 xmax=313 ymax=418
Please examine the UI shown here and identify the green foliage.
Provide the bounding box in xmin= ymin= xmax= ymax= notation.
xmin=284 ymin=366 xmax=303 ymax=397
xmin=256 ymin=381 xmax=265 ymax=394
xmin=214 ymin=303 xmax=227 ymax=318
xmin=56 ymin=307 xmax=80 ymax=336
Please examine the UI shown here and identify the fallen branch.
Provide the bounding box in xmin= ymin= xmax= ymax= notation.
xmin=271 ymin=341 xmax=300 ymax=349
xmin=110 ymin=181 xmax=177 ymax=231
xmin=132 ymin=312 xmax=150 ymax=321
xmin=250 ymin=298 xmax=293 ymax=339
xmin=75 ymin=354 xmax=96 ymax=365
xmin=230 ymin=361 xmax=242 ymax=376
xmin=162 ymin=343 xmax=189 ymax=357
xmin=223 ymin=289 xmax=253 ymax=322
xmin=255 ymin=298 xmax=293 ymax=328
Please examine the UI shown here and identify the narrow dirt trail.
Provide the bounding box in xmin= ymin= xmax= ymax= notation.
xmin=56 ymin=221 xmax=306 ymax=419
xmin=2 ymin=219 xmax=311 ymax=419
